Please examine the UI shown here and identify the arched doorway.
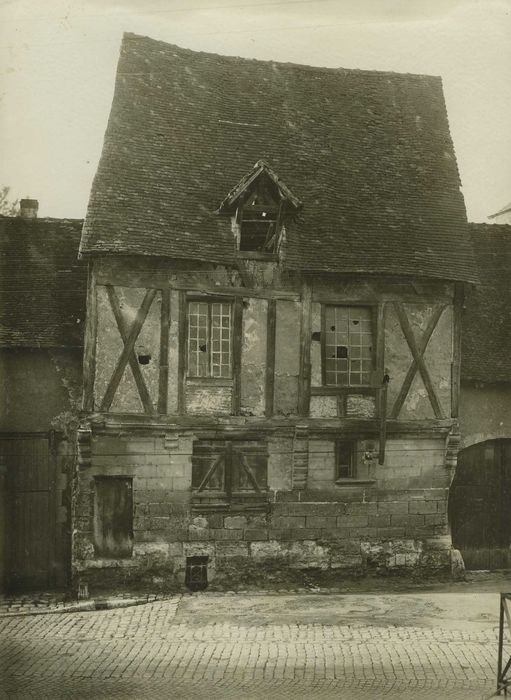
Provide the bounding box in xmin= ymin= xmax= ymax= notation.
xmin=449 ymin=439 xmax=511 ymax=570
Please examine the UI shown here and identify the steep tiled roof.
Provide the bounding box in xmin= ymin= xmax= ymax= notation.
xmin=461 ymin=223 xmax=511 ymax=383
xmin=81 ymin=33 xmax=477 ymax=283
xmin=0 ymin=216 xmax=87 ymax=348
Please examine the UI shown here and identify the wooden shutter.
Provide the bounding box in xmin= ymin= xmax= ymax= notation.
xmin=93 ymin=477 xmax=133 ymax=558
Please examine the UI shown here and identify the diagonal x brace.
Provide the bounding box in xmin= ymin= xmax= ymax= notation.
xmin=100 ymin=286 xmax=157 ymax=414
xmin=391 ymin=303 xmax=446 ymax=420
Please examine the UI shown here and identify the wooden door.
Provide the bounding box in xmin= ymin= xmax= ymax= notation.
xmin=449 ymin=439 xmax=511 ymax=570
xmin=0 ymin=435 xmax=55 ymax=590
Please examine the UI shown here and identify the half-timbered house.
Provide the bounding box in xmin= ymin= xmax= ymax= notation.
xmin=0 ymin=203 xmax=86 ymax=591
xmin=75 ymin=34 xmax=477 ymax=588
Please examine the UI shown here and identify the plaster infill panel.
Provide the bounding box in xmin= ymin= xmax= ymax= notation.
xmin=274 ymin=300 xmax=300 ymax=415
xmin=240 ymin=297 xmax=267 ymax=417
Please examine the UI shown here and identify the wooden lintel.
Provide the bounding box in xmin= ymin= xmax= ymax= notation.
xmin=178 ymin=284 xmax=300 ymax=301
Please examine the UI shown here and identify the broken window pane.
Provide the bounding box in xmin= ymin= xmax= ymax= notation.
xmin=324 ymin=306 xmax=373 ymax=386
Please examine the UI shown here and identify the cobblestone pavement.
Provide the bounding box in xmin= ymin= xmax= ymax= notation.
xmin=0 ymin=592 xmax=503 ymax=699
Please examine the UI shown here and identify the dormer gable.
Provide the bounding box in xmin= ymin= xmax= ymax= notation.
xmin=218 ymin=160 xmax=302 ymax=255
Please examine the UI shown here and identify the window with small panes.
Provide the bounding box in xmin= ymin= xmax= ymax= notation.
xmin=187 ymin=300 xmax=232 ymax=378
xmin=323 ymin=306 xmax=374 ymax=386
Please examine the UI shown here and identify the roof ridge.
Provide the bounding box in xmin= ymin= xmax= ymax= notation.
xmin=121 ymin=31 xmax=442 ymax=81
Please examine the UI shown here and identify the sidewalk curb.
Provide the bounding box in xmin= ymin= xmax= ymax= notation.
xmin=0 ymin=594 xmax=178 ymax=618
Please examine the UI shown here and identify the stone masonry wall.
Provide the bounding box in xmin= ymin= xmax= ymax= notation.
xmin=73 ymin=431 xmax=454 ymax=588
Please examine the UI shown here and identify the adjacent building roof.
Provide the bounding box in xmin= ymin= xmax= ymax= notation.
xmin=489 ymin=200 xmax=511 ymax=219
xmin=80 ymin=33 xmax=477 ymax=283
xmin=0 ymin=216 xmax=87 ymax=348
xmin=461 ymin=223 xmax=511 ymax=384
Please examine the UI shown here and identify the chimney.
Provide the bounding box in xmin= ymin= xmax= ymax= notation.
xmin=19 ymin=198 xmax=39 ymax=219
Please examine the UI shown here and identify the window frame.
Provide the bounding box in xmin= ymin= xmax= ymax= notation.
xmin=335 ymin=440 xmax=355 ymax=481
xmin=185 ymin=297 xmax=234 ymax=380
xmin=321 ymin=303 xmax=377 ymax=388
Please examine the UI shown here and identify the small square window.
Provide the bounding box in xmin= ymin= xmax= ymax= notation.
xmin=336 ymin=441 xmax=355 ymax=480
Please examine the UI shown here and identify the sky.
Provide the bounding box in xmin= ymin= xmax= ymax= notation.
xmin=0 ymin=0 xmax=510 ymax=222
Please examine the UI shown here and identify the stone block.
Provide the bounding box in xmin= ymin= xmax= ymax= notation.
xmin=183 ymin=542 xmax=216 ymax=557
xmin=336 ymin=515 xmax=369 ymax=528
xmin=133 ymin=542 xmax=169 ymax=557
xmin=215 ymin=541 xmax=249 ymax=558
xmin=376 ymin=527 xmax=406 ymax=538
xmin=243 ymin=529 xmax=268 ymax=541
xmin=188 ymin=528 xmax=213 ymax=541
xmin=345 ymin=502 xmax=378 ymax=515
xmin=368 ymin=514 xmax=391 ymax=527
xmin=409 ymin=501 xmax=437 ymax=514
xmin=288 ymin=540 xmax=329 ymax=569
xmin=224 ymin=515 xmax=248 ymax=529
xmin=148 ymin=503 xmax=172 ymax=516
xmin=271 ymin=515 xmax=306 ymax=529
xmin=250 ymin=540 xmax=288 ymax=560
xmin=377 ymin=502 xmax=409 ymax=515
xmin=210 ymin=529 xmax=243 ymax=540
xmin=291 ymin=528 xmax=322 ymax=540
xmin=306 ymin=516 xmax=337 ymax=528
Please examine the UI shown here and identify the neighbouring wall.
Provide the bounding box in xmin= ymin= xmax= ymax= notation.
xmin=0 ymin=348 xmax=83 ymax=432
xmin=459 ymin=382 xmax=511 ymax=448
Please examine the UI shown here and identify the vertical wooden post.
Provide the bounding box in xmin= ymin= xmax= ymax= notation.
xmin=231 ymin=297 xmax=243 ymax=416
xmin=376 ymin=302 xmax=385 ymax=377
xmin=265 ymin=299 xmax=276 ymax=418
xmin=224 ymin=441 xmax=233 ymax=499
xmin=299 ymin=281 xmax=312 ymax=416
xmin=158 ymin=288 xmax=171 ymax=415
xmin=82 ymin=264 xmax=97 ymax=411
xmin=451 ymin=282 xmax=464 ymax=418
xmin=177 ymin=291 xmax=187 ymax=415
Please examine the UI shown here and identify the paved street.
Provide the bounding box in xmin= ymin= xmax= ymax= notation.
xmin=0 ymin=590 xmax=504 ymax=699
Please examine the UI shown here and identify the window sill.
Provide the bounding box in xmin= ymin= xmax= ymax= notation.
xmin=186 ymin=377 xmax=233 ymax=386
xmin=334 ymin=478 xmax=376 ymax=486
xmin=311 ymin=386 xmax=377 ymax=396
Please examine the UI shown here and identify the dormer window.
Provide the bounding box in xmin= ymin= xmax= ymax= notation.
xmin=218 ymin=160 xmax=302 ymax=257
xmin=238 ymin=178 xmax=280 ymax=253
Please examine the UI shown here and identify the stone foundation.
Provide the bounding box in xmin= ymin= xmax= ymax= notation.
xmin=73 ymin=429 xmax=456 ymax=589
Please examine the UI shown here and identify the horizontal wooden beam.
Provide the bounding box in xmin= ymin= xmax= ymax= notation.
xmin=310 ymin=386 xmax=377 ymax=396
xmin=85 ymin=412 xmax=455 ymax=434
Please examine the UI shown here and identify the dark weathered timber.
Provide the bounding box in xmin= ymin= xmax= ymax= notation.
xmin=158 ymin=287 xmax=171 ymax=414
xmin=298 ymin=282 xmax=312 ymax=416
xmin=320 ymin=303 xmax=327 ymax=386
xmin=82 ymin=265 xmax=97 ymax=411
xmin=376 ymin=302 xmax=385 ymax=374
xmin=224 ymin=441 xmax=233 ymax=497
xmin=104 ymin=285 xmax=155 ymax=415
xmin=265 ymin=299 xmax=276 ymax=418
xmin=177 ymin=291 xmax=187 ymax=414
xmin=390 ymin=303 xmax=445 ymax=419
xmin=310 ymin=386 xmax=377 ymax=396
xmin=181 ymin=283 xmax=299 ymax=301
xmin=197 ymin=453 xmax=223 ymax=492
xmin=378 ymin=379 xmax=389 ymax=464
xmin=231 ymin=297 xmax=243 ymax=415
xmin=451 ymin=283 xmax=464 ymax=418
xmin=238 ymin=453 xmax=262 ymax=493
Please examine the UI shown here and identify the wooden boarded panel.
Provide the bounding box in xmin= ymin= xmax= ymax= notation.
xmin=1 ymin=436 xmax=53 ymax=590
xmin=93 ymin=477 xmax=133 ymax=558
xmin=449 ymin=439 xmax=511 ymax=570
